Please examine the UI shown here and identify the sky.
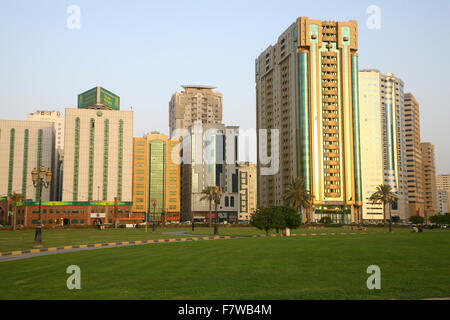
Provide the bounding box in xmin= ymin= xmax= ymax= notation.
xmin=0 ymin=0 xmax=449 ymax=174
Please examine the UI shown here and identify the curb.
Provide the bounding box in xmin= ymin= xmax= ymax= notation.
xmin=0 ymin=235 xmax=235 ymax=258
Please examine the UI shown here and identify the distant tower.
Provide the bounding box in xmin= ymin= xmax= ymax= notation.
xmin=169 ymin=85 xmax=223 ymax=137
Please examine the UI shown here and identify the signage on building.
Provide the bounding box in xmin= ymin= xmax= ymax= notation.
xmin=77 ymin=87 xmax=120 ymax=110
xmin=90 ymin=213 xmax=106 ymax=218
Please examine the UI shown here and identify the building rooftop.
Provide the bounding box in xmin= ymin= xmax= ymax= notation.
xmin=181 ymin=85 xmax=217 ymax=90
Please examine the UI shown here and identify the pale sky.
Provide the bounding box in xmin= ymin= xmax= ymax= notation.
xmin=0 ymin=0 xmax=449 ymax=173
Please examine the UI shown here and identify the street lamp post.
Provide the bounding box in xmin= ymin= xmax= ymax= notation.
xmin=152 ymin=199 xmax=157 ymax=232
xmin=31 ymin=166 xmax=52 ymax=248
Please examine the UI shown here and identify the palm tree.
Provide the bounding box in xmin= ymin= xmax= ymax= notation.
xmin=283 ymin=177 xmax=314 ymax=224
xmin=8 ymin=192 xmax=25 ymax=231
xmin=213 ymin=187 xmax=223 ymax=235
xmin=200 ymin=186 xmax=216 ymax=227
xmin=369 ymin=184 xmax=398 ymax=232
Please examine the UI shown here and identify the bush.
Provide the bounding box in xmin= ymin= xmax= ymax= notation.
xmin=409 ymin=215 xmax=425 ymax=224
xmin=429 ymin=213 xmax=450 ymax=225
xmin=319 ymin=216 xmax=332 ymax=224
xmin=251 ymin=206 xmax=301 ymax=235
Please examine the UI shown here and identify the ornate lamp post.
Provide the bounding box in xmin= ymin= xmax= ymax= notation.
xmin=152 ymin=199 xmax=157 ymax=232
xmin=31 ymin=166 xmax=52 ymax=248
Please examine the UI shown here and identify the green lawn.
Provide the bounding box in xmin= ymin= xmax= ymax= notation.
xmin=0 ymin=230 xmax=449 ymax=299
xmin=0 ymin=227 xmax=196 ymax=253
xmin=0 ymin=225 xmax=406 ymax=253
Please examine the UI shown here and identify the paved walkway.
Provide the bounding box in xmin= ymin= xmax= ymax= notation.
xmin=0 ymin=235 xmax=235 ymax=262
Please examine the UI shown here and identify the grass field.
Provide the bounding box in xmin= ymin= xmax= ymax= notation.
xmin=0 ymin=225 xmax=400 ymax=252
xmin=0 ymin=230 xmax=449 ymax=299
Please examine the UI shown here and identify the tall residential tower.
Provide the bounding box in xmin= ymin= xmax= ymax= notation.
xmin=169 ymin=86 xmax=223 ymax=138
xmin=256 ymin=17 xmax=362 ymax=223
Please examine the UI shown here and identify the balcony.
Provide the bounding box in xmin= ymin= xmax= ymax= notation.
xmin=324 ymin=168 xmax=340 ymax=174
xmin=324 ymin=160 xmax=340 ymax=166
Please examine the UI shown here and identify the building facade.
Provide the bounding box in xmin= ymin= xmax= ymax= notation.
xmin=238 ymin=162 xmax=257 ymax=221
xmin=62 ymin=92 xmax=133 ymax=202
xmin=437 ymin=174 xmax=450 ymax=191
xmin=437 ymin=189 xmax=449 ymax=215
xmin=0 ymin=199 xmax=133 ymax=227
xmin=358 ymin=70 xmax=384 ymax=220
xmin=131 ymin=133 xmax=181 ymax=222
xmin=379 ymin=73 xmax=409 ymax=220
xmin=169 ymin=85 xmax=222 ymax=138
xmin=256 ymin=17 xmax=362 ymax=223
xmin=181 ymin=122 xmax=240 ymax=222
xmin=0 ymin=120 xmax=55 ymax=201
xmin=404 ymin=93 xmax=425 ymax=217
xmin=27 ymin=110 xmax=65 ymax=150
xmin=421 ymin=142 xmax=438 ymax=218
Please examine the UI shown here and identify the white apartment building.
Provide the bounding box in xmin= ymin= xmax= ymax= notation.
xmin=27 ymin=110 xmax=64 ymax=150
xmin=358 ymin=71 xmax=384 ymax=220
xmin=0 ymin=120 xmax=55 ymax=201
xmin=61 ymin=108 xmax=133 ymax=202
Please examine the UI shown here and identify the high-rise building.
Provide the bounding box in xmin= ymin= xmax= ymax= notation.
xmin=437 ymin=174 xmax=450 ymax=191
xmin=27 ymin=110 xmax=65 ymax=200
xmin=255 ymin=17 xmax=362 ymax=223
xmin=169 ymin=85 xmax=222 ymax=137
xmin=358 ymin=70 xmax=384 ymax=220
xmin=379 ymin=72 xmax=409 ymax=220
xmin=27 ymin=111 xmax=65 ymax=150
xmin=181 ymin=122 xmax=240 ymax=222
xmin=437 ymin=189 xmax=449 ymax=215
xmin=238 ymin=162 xmax=257 ymax=221
xmin=421 ymin=142 xmax=438 ymax=218
xmin=404 ymin=93 xmax=425 ymax=217
xmin=0 ymin=120 xmax=55 ymax=201
xmin=131 ymin=133 xmax=181 ymax=222
xmin=62 ymin=88 xmax=133 ymax=202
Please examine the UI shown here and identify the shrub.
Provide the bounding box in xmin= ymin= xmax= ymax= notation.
xmin=409 ymin=215 xmax=425 ymax=224
xmin=319 ymin=216 xmax=332 ymax=224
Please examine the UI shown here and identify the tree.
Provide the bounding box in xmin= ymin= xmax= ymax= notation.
xmin=276 ymin=206 xmax=302 ymax=230
xmin=369 ymin=184 xmax=398 ymax=232
xmin=283 ymin=177 xmax=314 ymax=224
xmin=200 ymin=186 xmax=216 ymax=227
xmin=250 ymin=207 xmax=284 ymax=236
xmin=213 ymin=187 xmax=223 ymax=235
xmin=429 ymin=213 xmax=450 ymax=225
xmin=319 ymin=216 xmax=332 ymax=224
xmin=409 ymin=215 xmax=424 ymax=224
xmin=8 ymin=192 xmax=25 ymax=231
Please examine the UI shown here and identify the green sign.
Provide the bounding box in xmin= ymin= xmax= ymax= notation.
xmin=78 ymin=87 xmax=98 ymax=109
xmin=100 ymin=87 xmax=120 ymax=110
xmin=78 ymin=87 xmax=120 ymax=110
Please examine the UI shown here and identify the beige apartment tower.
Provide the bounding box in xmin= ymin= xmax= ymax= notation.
xmin=256 ymin=17 xmax=363 ymax=224
xmin=420 ymin=142 xmax=438 ymax=218
xmin=437 ymin=174 xmax=450 ymax=191
xmin=238 ymin=162 xmax=257 ymax=221
xmin=169 ymin=85 xmax=223 ymax=138
xmin=404 ymin=93 xmax=425 ymax=217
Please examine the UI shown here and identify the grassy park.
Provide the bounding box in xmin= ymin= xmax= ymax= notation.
xmin=0 ymin=226 xmax=449 ymax=299
xmin=0 ymin=225 xmax=402 ymax=253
